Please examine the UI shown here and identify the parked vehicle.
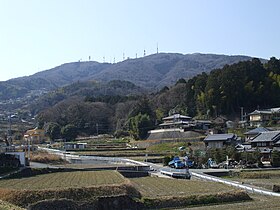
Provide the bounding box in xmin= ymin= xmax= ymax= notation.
xmin=207 ymin=158 xmax=219 ymax=168
xmin=168 ymin=156 xmax=185 ymax=169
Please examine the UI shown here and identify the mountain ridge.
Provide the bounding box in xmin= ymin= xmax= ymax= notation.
xmin=0 ymin=52 xmax=258 ymax=100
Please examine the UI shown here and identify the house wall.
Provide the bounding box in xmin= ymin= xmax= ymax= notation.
xmin=208 ymin=141 xmax=223 ymax=149
xmin=5 ymin=152 xmax=26 ymax=166
xmin=250 ymin=114 xmax=271 ymax=123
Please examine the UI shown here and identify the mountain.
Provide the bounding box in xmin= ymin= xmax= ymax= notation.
xmin=0 ymin=53 xmax=256 ymax=100
xmin=28 ymin=80 xmax=145 ymax=115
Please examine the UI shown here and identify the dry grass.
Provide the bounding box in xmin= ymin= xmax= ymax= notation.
xmin=30 ymin=151 xmax=66 ymax=164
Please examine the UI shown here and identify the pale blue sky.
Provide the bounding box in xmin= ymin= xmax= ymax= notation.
xmin=0 ymin=0 xmax=280 ymax=81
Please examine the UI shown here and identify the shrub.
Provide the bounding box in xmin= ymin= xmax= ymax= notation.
xmin=271 ymin=150 xmax=280 ymax=167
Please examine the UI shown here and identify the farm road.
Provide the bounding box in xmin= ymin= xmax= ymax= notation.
xmin=30 ymin=162 xmax=59 ymax=169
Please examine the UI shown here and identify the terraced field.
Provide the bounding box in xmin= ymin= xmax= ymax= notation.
xmin=226 ymin=170 xmax=280 ymax=191
xmin=0 ymin=170 xmax=125 ymax=190
xmin=191 ymin=194 xmax=280 ymax=210
xmin=0 ymin=200 xmax=24 ymax=210
xmin=130 ymin=177 xmax=236 ymax=197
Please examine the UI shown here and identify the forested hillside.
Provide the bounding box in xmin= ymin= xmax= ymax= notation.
xmin=0 ymin=53 xmax=253 ymax=100
xmin=153 ymin=57 xmax=280 ymax=118
xmin=37 ymin=57 xmax=280 ymax=140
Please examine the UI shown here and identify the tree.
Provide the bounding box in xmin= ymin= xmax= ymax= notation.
xmin=271 ymin=150 xmax=280 ymax=167
xmin=61 ymin=124 xmax=78 ymax=141
xmin=128 ymin=113 xmax=154 ymax=140
xmin=45 ymin=122 xmax=61 ymax=141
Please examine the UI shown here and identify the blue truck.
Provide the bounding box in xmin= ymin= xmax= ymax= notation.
xmin=168 ymin=156 xmax=185 ymax=169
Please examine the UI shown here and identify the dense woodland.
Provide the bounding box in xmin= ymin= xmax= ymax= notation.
xmin=37 ymin=57 xmax=280 ymax=140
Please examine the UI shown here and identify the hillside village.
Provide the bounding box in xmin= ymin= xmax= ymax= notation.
xmin=1 ymin=56 xmax=280 ymax=209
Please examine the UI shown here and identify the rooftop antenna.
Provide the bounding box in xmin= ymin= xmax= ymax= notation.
xmin=89 ymin=56 xmax=91 ymax=61
xmin=144 ymin=50 xmax=146 ymax=57
xmin=157 ymin=43 xmax=159 ymax=54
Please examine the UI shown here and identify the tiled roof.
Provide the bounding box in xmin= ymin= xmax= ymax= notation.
xmin=251 ymin=131 xmax=280 ymax=142
xmin=248 ymin=110 xmax=272 ymax=115
xmin=163 ymin=114 xmax=192 ymax=120
xmin=248 ymin=107 xmax=280 ymax=116
xmin=244 ymin=127 xmax=271 ymax=135
xmin=204 ymin=133 xmax=235 ymax=141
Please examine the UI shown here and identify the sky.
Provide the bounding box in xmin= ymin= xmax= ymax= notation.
xmin=0 ymin=0 xmax=280 ymax=81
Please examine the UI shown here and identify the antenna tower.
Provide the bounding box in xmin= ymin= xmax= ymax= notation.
xmin=157 ymin=43 xmax=159 ymax=54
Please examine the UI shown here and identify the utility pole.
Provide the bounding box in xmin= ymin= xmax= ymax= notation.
xmin=96 ymin=123 xmax=99 ymax=136
xmin=241 ymin=107 xmax=244 ymax=121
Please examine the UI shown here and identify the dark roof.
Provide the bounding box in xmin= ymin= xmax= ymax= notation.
xmin=204 ymin=133 xmax=236 ymax=141
xmin=244 ymin=127 xmax=271 ymax=135
xmin=251 ymin=131 xmax=280 ymax=143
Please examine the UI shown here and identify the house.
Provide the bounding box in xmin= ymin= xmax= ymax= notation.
xmin=146 ymin=113 xmax=203 ymax=141
xmin=248 ymin=107 xmax=280 ymax=127
xmin=213 ymin=116 xmax=228 ymax=127
xmin=159 ymin=114 xmax=193 ymax=130
xmin=64 ymin=142 xmax=87 ymax=150
xmin=250 ymin=130 xmax=280 ymax=160
xmin=194 ymin=120 xmax=212 ymax=130
xmin=204 ymin=133 xmax=238 ymax=149
xmin=244 ymin=127 xmax=271 ymax=141
xmin=24 ymin=127 xmax=48 ymax=144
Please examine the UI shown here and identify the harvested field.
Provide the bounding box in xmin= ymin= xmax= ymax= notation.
xmin=0 ymin=200 xmax=24 ymax=210
xmin=239 ymin=170 xmax=280 ymax=179
xmin=0 ymin=170 xmax=125 ymax=190
xmin=0 ymin=171 xmax=141 ymax=208
xmin=190 ymin=194 xmax=280 ymax=210
xmin=130 ymin=177 xmax=251 ymax=209
xmin=225 ymin=170 xmax=280 ymax=191
xmin=74 ymin=150 xmax=166 ymax=157
xmin=130 ymin=177 xmax=237 ymax=197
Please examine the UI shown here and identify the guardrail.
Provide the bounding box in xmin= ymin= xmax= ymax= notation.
xmin=38 ymin=147 xmax=150 ymax=169
xmin=191 ymin=172 xmax=280 ymax=197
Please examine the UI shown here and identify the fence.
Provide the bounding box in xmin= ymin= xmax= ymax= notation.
xmin=191 ymin=172 xmax=280 ymax=197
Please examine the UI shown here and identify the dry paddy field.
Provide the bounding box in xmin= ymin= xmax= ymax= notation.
xmin=0 ymin=170 xmax=139 ymax=208
xmin=0 ymin=171 xmax=125 ymax=190
xmin=129 ymin=177 xmax=251 ymax=209
xmin=189 ymin=194 xmax=280 ymax=210
xmin=2 ymin=169 xmax=278 ymax=209
xmin=130 ymin=177 xmax=236 ymax=197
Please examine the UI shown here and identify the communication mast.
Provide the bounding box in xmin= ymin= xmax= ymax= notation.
xmin=157 ymin=43 xmax=159 ymax=54
xmin=144 ymin=50 xmax=146 ymax=57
